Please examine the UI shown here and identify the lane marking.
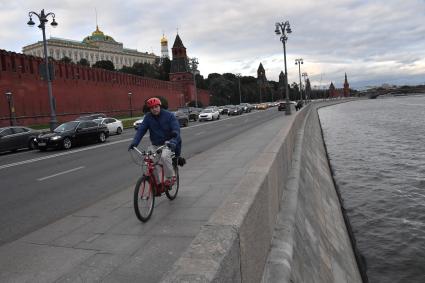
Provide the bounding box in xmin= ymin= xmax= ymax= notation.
xmin=0 ymin=139 xmax=132 ymax=170
xmin=37 ymin=166 xmax=85 ymax=181
xmin=0 ymin=109 xmax=276 ymax=170
xmin=195 ymin=131 xmax=205 ymax=136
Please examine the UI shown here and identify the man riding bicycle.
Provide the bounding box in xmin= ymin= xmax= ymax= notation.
xmin=128 ymin=97 xmax=182 ymax=187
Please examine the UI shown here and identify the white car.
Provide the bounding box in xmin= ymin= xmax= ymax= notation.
xmin=133 ymin=117 xmax=144 ymax=130
xmin=93 ymin=117 xmax=123 ymax=135
xmin=199 ymin=108 xmax=220 ymax=121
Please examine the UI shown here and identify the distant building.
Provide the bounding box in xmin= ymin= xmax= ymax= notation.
xmin=22 ymin=25 xmax=157 ymax=69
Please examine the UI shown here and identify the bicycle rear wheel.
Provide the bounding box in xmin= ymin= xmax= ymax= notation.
xmin=134 ymin=176 xmax=155 ymax=222
xmin=165 ymin=162 xmax=179 ymax=200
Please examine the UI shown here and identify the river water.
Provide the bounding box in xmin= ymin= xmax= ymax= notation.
xmin=318 ymin=95 xmax=425 ymax=283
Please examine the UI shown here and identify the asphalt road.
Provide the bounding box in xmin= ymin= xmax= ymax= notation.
xmin=0 ymin=108 xmax=284 ymax=246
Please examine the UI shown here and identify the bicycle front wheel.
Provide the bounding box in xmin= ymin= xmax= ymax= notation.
xmin=165 ymin=162 xmax=179 ymax=200
xmin=134 ymin=176 xmax=155 ymax=222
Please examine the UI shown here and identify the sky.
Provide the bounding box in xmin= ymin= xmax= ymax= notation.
xmin=1 ymin=0 xmax=424 ymax=89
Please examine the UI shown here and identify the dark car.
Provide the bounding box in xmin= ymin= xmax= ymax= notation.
xmin=0 ymin=126 xmax=40 ymax=153
xmin=278 ymin=102 xmax=286 ymax=111
xmin=227 ymin=105 xmax=243 ymax=116
xmin=173 ymin=111 xmax=189 ymax=127
xmin=177 ymin=107 xmax=199 ymax=121
xmin=239 ymin=103 xmax=253 ymax=113
xmin=35 ymin=120 xmax=109 ymax=151
xmin=76 ymin=113 xmax=106 ymax=121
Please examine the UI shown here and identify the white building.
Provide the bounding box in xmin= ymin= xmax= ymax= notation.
xmin=22 ymin=26 xmax=157 ymax=69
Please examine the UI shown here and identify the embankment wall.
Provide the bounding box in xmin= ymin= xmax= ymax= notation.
xmin=161 ymin=101 xmax=362 ymax=282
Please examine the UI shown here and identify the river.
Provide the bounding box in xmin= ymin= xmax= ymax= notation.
xmin=318 ymin=95 xmax=425 ymax=283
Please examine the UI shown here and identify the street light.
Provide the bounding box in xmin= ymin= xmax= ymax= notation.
xmin=128 ymin=92 xmax=133 ymax=117
xmin=275 ymin=21 xmax=292 ymax=115
xmin=4 ymin=91 xmax=17 ymax=126
xmin=302 ymin=72 xmax=308 ymax=102
xmin=236 ymin=73 xmax=242 ymax=104
xmin=28 ymin=9 xmax=58 ymax=131
xmin=295 ymin=58 xmax=304 ymax=104
xmin=190 ymin=58 xmax=199 ymax=107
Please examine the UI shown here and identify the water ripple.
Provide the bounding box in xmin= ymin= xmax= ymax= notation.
xmin=319 ymin=95 xmax=425 ymax=283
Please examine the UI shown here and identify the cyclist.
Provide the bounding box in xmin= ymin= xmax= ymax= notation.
xmin=128 ymin=97 xmax=181 ymax=186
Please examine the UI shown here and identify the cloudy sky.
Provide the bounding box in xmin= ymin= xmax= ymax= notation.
xmin=1 ymin=0 xmax=424 ymax=89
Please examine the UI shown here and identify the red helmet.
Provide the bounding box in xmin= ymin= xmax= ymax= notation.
xmin=146 ymin=97 xmax=161 ymax=108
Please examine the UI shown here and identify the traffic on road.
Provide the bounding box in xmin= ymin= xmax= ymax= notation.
xmin=0 ymin=104 xmax=288 ymax=246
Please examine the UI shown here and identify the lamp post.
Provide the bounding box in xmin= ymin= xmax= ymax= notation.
xmin=4 ymin=91 xmax=17 ymax=126
xmin=302 ymin=72 xmax=308 ymax=102
xmin=295 ymin=58 xmax=304 ymax=104
xmin=236 ymin=73 xmax=242 ymax=104
xmin=128 ymin=92 xmax=133 ymax=117
xmin=190 ymin=58 xmax=199 ymax=107
xmin=27 ymin=9 xmax=58 ymax=131
xmin=275 ymin=21 xmax=292 ymax=115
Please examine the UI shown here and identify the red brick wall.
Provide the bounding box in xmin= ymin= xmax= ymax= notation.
xmin=0 ymin=50 xmax=210 ymax=126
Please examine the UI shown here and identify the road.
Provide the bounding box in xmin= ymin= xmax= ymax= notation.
xmin=0 ymin=108 xmax=283 ymax=246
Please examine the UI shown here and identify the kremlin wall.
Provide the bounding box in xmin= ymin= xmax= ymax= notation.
xmin=0 ymin=34 xmax=209 ymax=127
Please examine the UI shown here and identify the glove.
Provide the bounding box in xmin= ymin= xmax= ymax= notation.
xmin=128 ymin=143 xmax=136 ymax=151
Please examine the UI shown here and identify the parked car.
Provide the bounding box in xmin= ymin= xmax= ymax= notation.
xmin=133 ymin=117 xmax=144 ymax=130
xmin=278 ymin=101 xmax=297 ymax=111
xmin=227 ymin=105 xmax=243 ymax=116
xmin=239 ymin=103 xmax=253 ymax=113
xmin=198 ymin=108 xmax=220 ymax=121
xmin=177 ymin=107 xmax=199 ymax=121
xmin=76 ymin=113 xmax=106 ymax=121
xmin=257 ymin=103 xmax=268 ymax=110
xmin=173 ymin=111 xmax=189 ymax=127
xmin=0 ymin=126 xmax=40 ymax=153
xmin=35 ymin=120 xmax=109 ymax=151
xmin=93 ymin=117 xmax=124 ymax=135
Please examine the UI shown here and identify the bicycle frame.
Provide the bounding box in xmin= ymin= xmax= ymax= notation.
xmin=133 ymin=146 xmax=166 ymax=195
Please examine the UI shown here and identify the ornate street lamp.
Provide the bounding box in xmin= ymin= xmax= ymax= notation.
xmin=295 ymin=58 xmax=304 ymax=104
xmin=275 ymin=21 xmax=292 ymax=115
xmin=302 ymin=72 xmax=308 ymax=102
xmin=236 ymin=73 xmax=242 ymax=104
xmin=128 ymin=92 xmax=133 ymax=117
xmin=27 ymin=9 xmax=58 ymax=131
xmin=190 ymin=58 xmax=199 ymax=107
xmin=4 ymin=91 xmax=17 ymax=126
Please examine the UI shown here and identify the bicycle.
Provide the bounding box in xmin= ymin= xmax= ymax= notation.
xmin=130 ymin=144 xmax=179 ymax=222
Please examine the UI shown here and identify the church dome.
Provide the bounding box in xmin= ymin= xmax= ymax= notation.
xmin=83 ymin=25 xmax=117 ymax=43
xmin=160 ymin=34 xmax=168 ymax=45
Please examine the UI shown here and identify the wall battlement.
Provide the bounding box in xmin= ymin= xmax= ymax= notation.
xmin=0 ymin=49 xmax=209 ymax=126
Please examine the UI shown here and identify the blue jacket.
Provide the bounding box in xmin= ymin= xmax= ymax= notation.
xmin=131 ymin=109 xmax=182 ymax=156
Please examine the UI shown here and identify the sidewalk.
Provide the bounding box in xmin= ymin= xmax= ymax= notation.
xmin=0 ymin=112 xmax=294 ymax=283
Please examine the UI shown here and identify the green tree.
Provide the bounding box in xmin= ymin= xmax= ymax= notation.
xmin=78 ymin=58 xmax=90 ymax=67
xmin=93 ymin=60 xmax=115 ymax=71
xmin=60 ymin=56 xmax=72 ymax=63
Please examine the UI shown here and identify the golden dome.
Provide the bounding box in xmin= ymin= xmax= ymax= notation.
xmin=92 ymin=25 xmax=104 ymax=36
xmin=160 ymin=34 xmax=168 ymax=44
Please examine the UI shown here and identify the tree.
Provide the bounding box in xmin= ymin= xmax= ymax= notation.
xmin=78 ymin=58 xmax=90 ymax=67
xmin=209 ymin=76 xmax=235 ymax=105
xmin=60 ymin=56 xmax=72 ymax=64
xmin=158 ymin=58 xmax=171 ymax=81
xmin=93 ymin=60 xmax=115 ymax=71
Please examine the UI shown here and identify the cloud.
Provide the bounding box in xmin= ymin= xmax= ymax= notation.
xmin=1 ymin=0 xmax=424 ymax=88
